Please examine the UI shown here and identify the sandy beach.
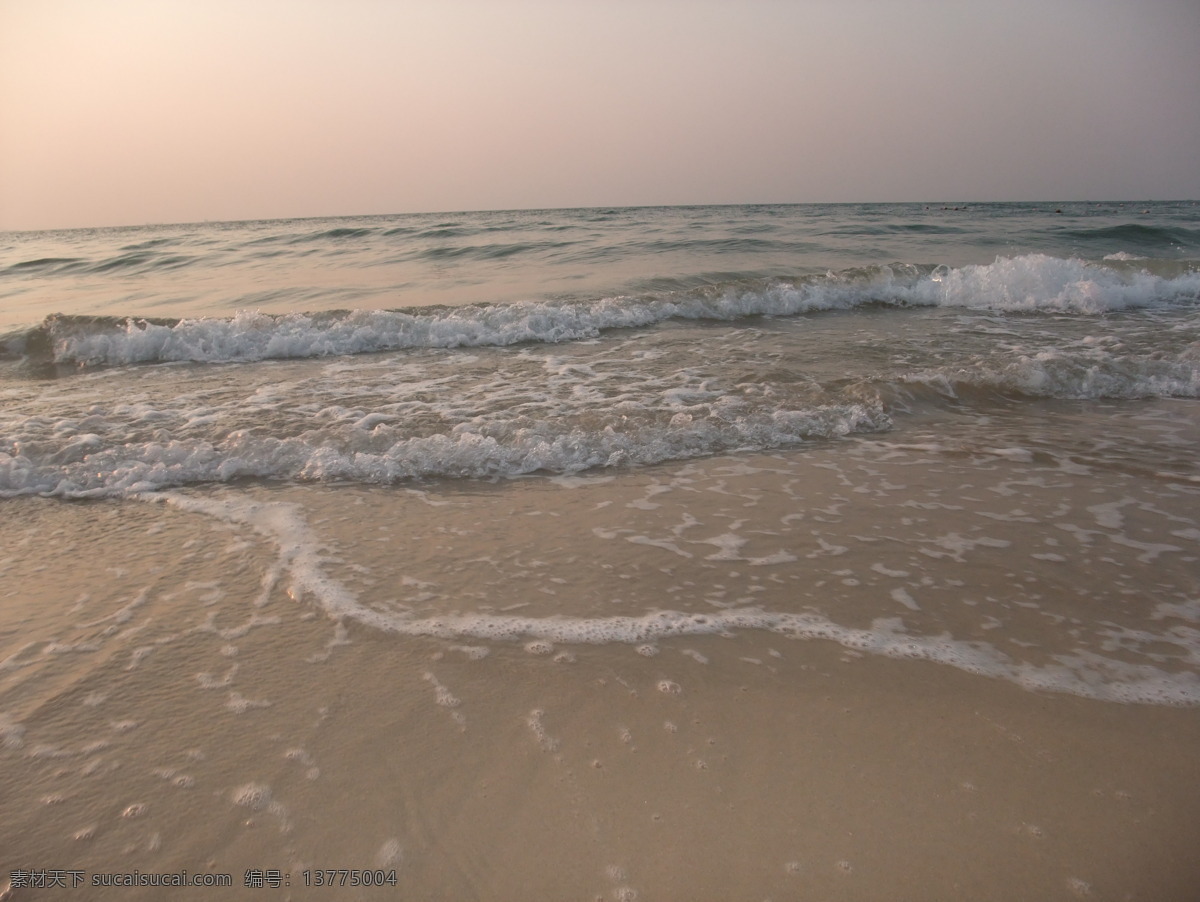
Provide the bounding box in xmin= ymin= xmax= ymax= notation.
xmin=4 ymin=410 xmax=1199 ymax=900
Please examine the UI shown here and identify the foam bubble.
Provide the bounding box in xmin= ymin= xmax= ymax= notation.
xmin=376 ymin=839 xmax=403 ymax=869
xmin=230 ymin=782 xmax=272 ymax=811
xmin=1066 ymin=877 xmax=1093 ymax=897
xmin=450 ymin=644 xmax=490 ymax=660
xmin=526 ymin=709 xmax=559 ymax=752
xmin=422 ymin=672 xmax=461 ymax=708
xmin=226 ymin=692 xmax=271 ymax=714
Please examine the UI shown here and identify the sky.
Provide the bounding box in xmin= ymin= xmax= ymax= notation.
xmin=1 ymin=0 xmax=1198 ymax=231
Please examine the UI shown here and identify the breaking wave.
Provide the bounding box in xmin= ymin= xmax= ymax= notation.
xmin=3 ymin=255 xmax=1198 ymax=370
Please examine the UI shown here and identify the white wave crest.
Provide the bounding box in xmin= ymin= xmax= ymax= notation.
xmin=42 ymin=255 xmax=1200 ymax=368
xmin=908 ymin=254 xmax=1200 ymax=313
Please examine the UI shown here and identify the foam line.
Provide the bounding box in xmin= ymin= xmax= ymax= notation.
xmin=152 ymin=492 xmax=1200 ymax=707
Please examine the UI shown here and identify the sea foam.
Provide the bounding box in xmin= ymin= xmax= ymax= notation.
xmin=0 ymin=402 xmax=889 ymax=498
xmin=151 ymin=492 xmax=1200 ymax=707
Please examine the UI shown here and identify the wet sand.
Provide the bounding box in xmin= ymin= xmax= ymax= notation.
xmin=3 ymin=427 xmax=1199 ymax=901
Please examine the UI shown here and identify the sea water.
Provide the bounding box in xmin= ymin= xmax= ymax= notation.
xmin=2 ymin=202 xmax=1199 ymax=898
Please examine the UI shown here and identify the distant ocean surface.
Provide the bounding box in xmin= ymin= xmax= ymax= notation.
xmin=2 ymin=201 xmax=1199 ymax=494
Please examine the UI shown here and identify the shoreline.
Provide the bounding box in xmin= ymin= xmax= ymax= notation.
xmin=3 ymin=431 xmax=1200 ymax=899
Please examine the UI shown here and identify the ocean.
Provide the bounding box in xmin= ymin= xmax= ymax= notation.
xmin=2 ymin=202 xmax=1199 ymax=899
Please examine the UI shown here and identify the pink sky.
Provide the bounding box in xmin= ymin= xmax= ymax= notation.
xmin=2 ymin=0 xmax=1198 ymax=230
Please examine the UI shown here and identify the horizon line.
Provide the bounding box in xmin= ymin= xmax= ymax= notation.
xmin=3 ymin=198 xmax=1196 ymax=236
